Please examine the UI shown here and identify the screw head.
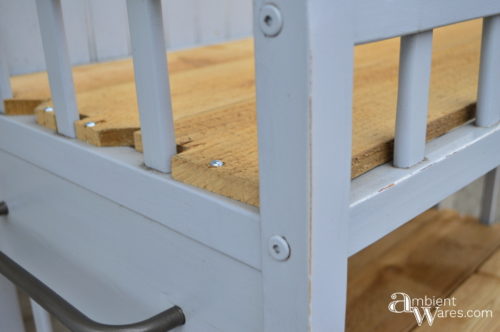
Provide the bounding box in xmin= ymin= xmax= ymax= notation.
xmin=209 ymin=160 xmax=224 ymax=168
xmin=259 ymin=4 xmax=283 ymax=37
xmin=84 ymin=121 xmax=96 ymax=128
xmin=44 ymin=106 xmax=54 ymax=113
xmin=268 ymin=235 xmax=290 ymax=261
xmin=0 ymin=201 xmax=8 ymax=216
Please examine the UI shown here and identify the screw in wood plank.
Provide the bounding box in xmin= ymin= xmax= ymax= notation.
xmin=43 ymin=106 xmax=54 ymax=113
xmin=268 ymin=235 xmax=290 ymax=261
xmin=209 ymin=160 xmax=224 ymax=168
xmin=84 ymin=122 xmax=96 ymax=128
xmin=0 ymin=201 xmax=8 ymax=216
xmin=259 ymin=4 xmax=283 ymax=37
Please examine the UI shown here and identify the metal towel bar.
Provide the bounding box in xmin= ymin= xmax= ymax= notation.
xmin=0 ymin=203 xmax=185 ymax=332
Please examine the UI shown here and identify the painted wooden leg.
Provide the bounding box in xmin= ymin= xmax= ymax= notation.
xmin=30 ymin=299 xmax=54 ymax=332
xmin=254 ymin=1 xmax=353 ymax=330
xmin=0 ymin=274 xmax=25 ymax=332
xmin=480 ymin=168 xmax=499 ymax=225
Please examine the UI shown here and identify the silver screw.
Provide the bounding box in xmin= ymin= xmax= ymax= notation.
xmin=268 ymin=235 xmax=290 ymax=261
xmin=259 ymin=4 xmax=283 ymax=37
xmin=44 ymin=106 xmax=54 ymax=113
xmin=84 ymin=122 xmax=96 ymax=128
xmin=209 ymin=160 xmax=224 ymax=168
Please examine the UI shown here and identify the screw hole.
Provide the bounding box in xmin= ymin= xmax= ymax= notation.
xmin=264 ymin=15 xmax=273 ymax=26
xmin=272 ymin=244 xmax=280 ymax=254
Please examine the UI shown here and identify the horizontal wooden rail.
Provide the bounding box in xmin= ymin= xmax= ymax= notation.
xmin=350 ymin=123 xmax=500 ymax=255
xmin=0 ymin=115 xmax=261 ymax=269
xmin=353 ymin=0 xmax=500 ymax=44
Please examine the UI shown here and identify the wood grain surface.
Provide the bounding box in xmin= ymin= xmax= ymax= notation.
xmin=6 ymin=39 xmax=253 ymax=115
xmin=413 ymin=244 xmax=500 ymax=332
xmin=348 ymin=209 xmax=500 ymax=332
xmin=171 ymin=20 xmax=480 ymax=206
xmin=4 ymin=21 xmax=482 ymax=206
xmin=479 ymin=250 xmax=500 ymax=278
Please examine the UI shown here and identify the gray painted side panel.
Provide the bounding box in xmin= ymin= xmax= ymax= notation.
xmin=0 ymin=115 xmax=261 ymax=270
xmin=0 ymin=151 xmax=263 ymax=331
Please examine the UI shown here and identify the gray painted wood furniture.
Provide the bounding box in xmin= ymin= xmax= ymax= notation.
xmin=0 ymin=0 xmax=499 ymax=331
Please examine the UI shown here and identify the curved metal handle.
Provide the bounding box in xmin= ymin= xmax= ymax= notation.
xmin=0 ymin=243 xmax=185 ymax=332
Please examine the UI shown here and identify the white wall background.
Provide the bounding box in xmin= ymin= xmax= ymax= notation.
xmin=0 ymin=0 xmax=253 ymax=75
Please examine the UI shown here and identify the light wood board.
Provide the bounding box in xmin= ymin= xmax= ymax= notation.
xmin=170 ymin=20 xmax=481 ymax=206
xmin=479 ymin=249 xmax=500 ymax=279
xmin=5 ymin=21 xmax=482 ymax=206
xmin=413 ymin=236 xmax=500 ymax=332
xmin=413 ymin=274 xmax=500 ymax=332
xmin=35 ymin=58 xmax=255 ymax=146
xmin=347 ymin=209 xmax=500 ymax=332
xmin=6 ymin=39 xmax=253 ymax=115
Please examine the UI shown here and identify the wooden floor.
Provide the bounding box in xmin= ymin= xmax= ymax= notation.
xmin=16 ymin=208 xmax=500 ymax=331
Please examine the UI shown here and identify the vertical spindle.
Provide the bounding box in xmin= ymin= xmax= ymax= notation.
xmin=126 ymin=0 xmax=176 ymax=173
xmin=30 ymin=299 xmax=54 ymax=332
xmin=0 ymin=38 xmax=12 ymax=113
xmin=394 ymin=30 xmax=433 ymax=168
xmin=36 ymin=0 xmax=79 ymax=137
xmin=477 ymin=15 xmax=500 ymax=127
xmin=0 ymin=274 xmax=24 ymax=332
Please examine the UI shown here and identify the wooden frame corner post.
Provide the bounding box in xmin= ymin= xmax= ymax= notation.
xmin=254 ymin=0 xmax=354 ymax=331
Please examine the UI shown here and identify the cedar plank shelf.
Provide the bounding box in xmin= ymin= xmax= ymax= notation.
xmin=348 ymin=209 xmax=500 ymax=332
xmin=5 ymin=20 xmax=481 ymax=207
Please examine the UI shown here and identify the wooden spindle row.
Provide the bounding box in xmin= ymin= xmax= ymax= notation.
xmin=394 ymin=16 xmax=500 ymax=170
